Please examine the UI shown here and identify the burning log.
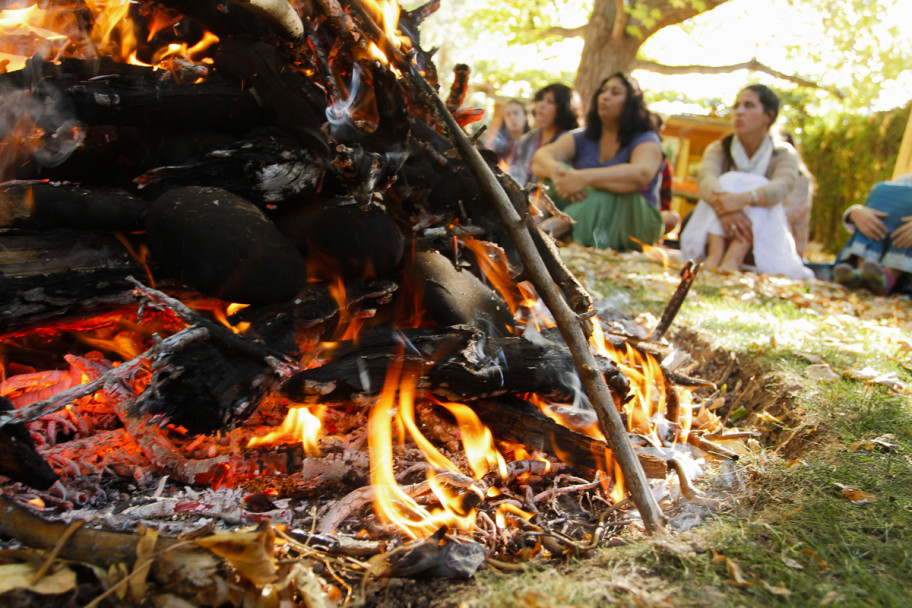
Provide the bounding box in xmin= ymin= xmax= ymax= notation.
xmin=278 ymin=325 xmax=628 ymax=405
xmin=470 ymin=399 xmax=667 ymax=479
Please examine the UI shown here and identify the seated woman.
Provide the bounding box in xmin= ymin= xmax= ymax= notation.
xmin=487 ymin=98 xmax=529 ymax=171
xmin=679 ymin=84 xmax=812 ymax=279
xmin=529 ymin=72 xmax=664 ymax=251
xmin=510 ymin=83 xmax=579 ymax=187
xmin=833 ymin=174 xmax=912 ymax=295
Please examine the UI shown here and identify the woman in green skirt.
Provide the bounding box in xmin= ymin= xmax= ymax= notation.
xmin=530 ymin=73 xmax=664 ymax=251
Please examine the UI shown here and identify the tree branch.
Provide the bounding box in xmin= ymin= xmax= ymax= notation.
xmin=632 ymin=58 xmax=846 ymax=98
xmin=541 ymin=24 xmax=587 ymax=39
xmin=611 ymin=0 xmax=627 ymax=42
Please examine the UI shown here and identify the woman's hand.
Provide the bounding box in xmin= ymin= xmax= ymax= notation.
xmin=719 ymin=210 xmax=753 ymax=243
xmin=891 ymin=215 xmax=912 ymax=249
xmin=849 ymin=206 xmax=888 ymax=241
xmin=552 ymin=165 xmax=588 ymax=203
xmin=709 ymin=190 xmax=750 ymax=215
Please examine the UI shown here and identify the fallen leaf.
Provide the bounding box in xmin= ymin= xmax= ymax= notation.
xmin=836 ymin=484 xmax=878 ymax=506
xmin=805 ymin=363 xmax=839 ymax=383
xmin=195 ymin=524 xmax=278 ymax=586
xmin=130 ymin=525 xmax=158 ymax=602
xmin=781 ymin=557 xmax=804 ymax=570
xmin=794 ymin=351 xmax=824 ymax=364
xmin=848 ymin=440 xmax=875 ymax=452
xmin=820 ymin=590 xmax=844 ymax=605
xmin=0 ymin=563 xmax=77 ymax=595
xmin=725 ymin=558 xmax=751 ymax=587
xmin=759 ymin=580 xmax=791 ymax=596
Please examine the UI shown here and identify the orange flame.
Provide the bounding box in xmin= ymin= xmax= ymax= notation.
xmin=0 ymin=1 xmax=219 ymax=71
xmin=368 ymin=359 xmax=511 ymax=538
xmin=247 ymin=405 xmax=325 ymax=458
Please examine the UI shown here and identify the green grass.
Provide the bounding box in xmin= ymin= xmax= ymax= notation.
xmin=445 ymin=248 xmax=912 ymax=608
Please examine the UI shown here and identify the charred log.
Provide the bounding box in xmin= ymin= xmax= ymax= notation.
xmin=404 ymin=249 xmax=515 ymax=334
xmin=1 ymin=181 xmax=146 ymax=231
xmin=278 ymin=326 xmax=627 ymax=405
xmin=135 ymin=127 xmax=325 ymax=207
xmin=144 ymin=186 xmax=308 ymax=304
xmin=470 ymin=398 xmax=668 ymax=478
xmin=0 ymin=397 xmax=59 ymax=490
xmin=276 ymin=198 xmax=405 ymax=281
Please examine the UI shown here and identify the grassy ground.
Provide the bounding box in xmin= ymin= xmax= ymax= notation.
xmin=444 ymin=245 xmax=912 ymax=608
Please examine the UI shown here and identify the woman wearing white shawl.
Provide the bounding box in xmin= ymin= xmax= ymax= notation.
xmin=679 ymin=85 xmax=813 ymax=280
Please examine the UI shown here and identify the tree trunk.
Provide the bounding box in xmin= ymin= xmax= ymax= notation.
xmin=574 ymin=0 xmax=639 ymax=113
xmin=574 ymin=0 xmax=732 ymax=114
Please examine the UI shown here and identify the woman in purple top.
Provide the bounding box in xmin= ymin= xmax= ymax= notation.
xmin=531 ymin=73 xmax=664 ymax=251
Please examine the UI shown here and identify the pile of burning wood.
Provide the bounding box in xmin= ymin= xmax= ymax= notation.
xmin=0 ymin=0 xmax=741 ymax=605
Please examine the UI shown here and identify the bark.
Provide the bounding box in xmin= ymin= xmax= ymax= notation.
xmin=574 ymin=0 xmax=731 ymax=111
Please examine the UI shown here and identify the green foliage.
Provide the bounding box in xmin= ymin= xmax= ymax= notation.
xmin=800 ymin=103 xmax=910 ymax=253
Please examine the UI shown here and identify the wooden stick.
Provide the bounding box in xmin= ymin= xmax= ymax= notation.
xmin=652 ymin=260 xmax=699 ymax=340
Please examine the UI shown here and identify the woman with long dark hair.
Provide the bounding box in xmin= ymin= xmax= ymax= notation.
xmin=530 ymin=72 xmax=664 ymax=250
xmin=679 ymin=84 xmax=812 ymax=278
xmin=509 ymin=83 xmax=579 ymax=187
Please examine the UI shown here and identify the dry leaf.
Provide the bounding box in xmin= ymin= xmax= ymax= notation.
xmin=725 ymin=558 xmax=751 ymax=587
xmin=195 ymin=524 xmax=278 ymax=587
xmin=820 ymin=590 xmax=844 ymax=605
xmin=759 ymin=580 xmax=791 ymax=596
xmin=781 ymin=557 xmax=803 ymax=570
xmin=804 ymin=363 xmax=839 ymax=383
xmin=130 ymin=525 xmax=159 ymax=602
xmin=0 ymin=563 xmax=77 ymax=595
xmin=840 ymin=488 xmax=877 ymax=506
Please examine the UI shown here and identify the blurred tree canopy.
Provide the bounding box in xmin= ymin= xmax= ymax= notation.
xmin=418 ymin=0 xmax=911 ymax=116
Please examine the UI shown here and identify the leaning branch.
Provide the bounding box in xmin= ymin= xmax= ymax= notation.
xmin=402 ymin=69 xmax=666 ymax=536
xmin=633 ymin=58 xmax=846 ymax=98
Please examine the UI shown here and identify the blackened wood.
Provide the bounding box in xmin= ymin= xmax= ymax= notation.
xmin=145 ymin=186 xmax=308 ymax=304
xmin=1 ymin=182 xmax=146 ymax=231
xmin=652 ymin=260 xmax=699 ymax=340
xmin=0 ymin=397 xmax=59 ymax=490
xmin=278 ymin=326 xmax=626 ymax=405
xmin=59 ymin=72 xmax=264 ymax=133
xmin=275 ymin=199 xmax=404 ymax=281
xmin=405 ymin=249 xmax=515 ymax=334
xmin=470 ymin=398 xmax=667 ymax=479
xmin=135 ymin=127 xmax=325 ymax=208
xmin=0 ymin=230 xmax=142 ymax=333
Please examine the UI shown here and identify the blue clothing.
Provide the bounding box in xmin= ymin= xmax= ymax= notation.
xmin=571 ymin=129 xmax=663 ymax=209
xmin=837 ymin=181 xmax=912 ymax=273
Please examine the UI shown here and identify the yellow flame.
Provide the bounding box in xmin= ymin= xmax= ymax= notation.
xmin=495 ymin=502 xmax=533 ymax=529
xmin=437 ymin=400 xmax=508 ymax=480
xmin=247 ymin=405 xmax=325 ymax=458
xmin=213 ymin=304 xmax=251 ymax=335
xmin=369 ymin=359 xmax=448 ymax=538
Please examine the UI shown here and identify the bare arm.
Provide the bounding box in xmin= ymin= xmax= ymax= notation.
xmin=531 ymin=132 xmax=577 ymax=180
xmin=534 ymin=136 xmax=662 ymax=201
